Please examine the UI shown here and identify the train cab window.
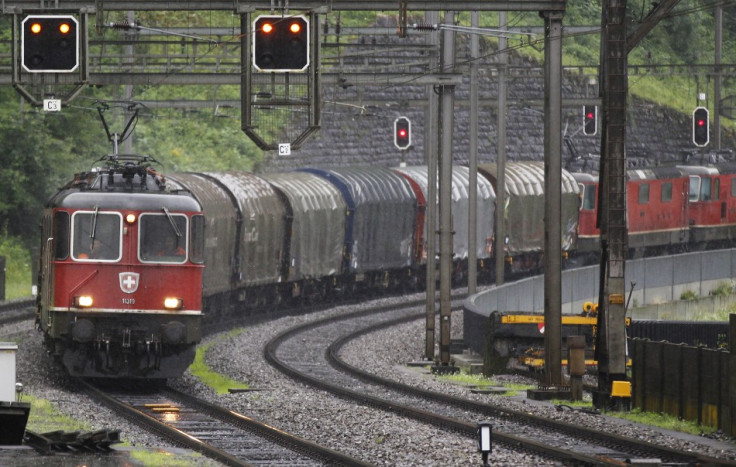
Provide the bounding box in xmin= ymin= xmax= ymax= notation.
xmin=700 ymin=177 xmax=712 ymax=201
xmin=638 ymin=184 xmax=650 ymax=204
xmin=53 ymin=212 xmax=70 ymax=260
xmin=689 ymin=176 xmax=701 ymax=202
xmin=139 ymin=213 xmax=188 ymax=264
xmin=661 ymin=182 xmax=672 ymax=202
xmin=190 ymin=215 xmax=205 ymax=264
xmin=581 ymin=185 xmax=596 ymax=211
xmin=72 ymin=212 xmax=122 ymax=261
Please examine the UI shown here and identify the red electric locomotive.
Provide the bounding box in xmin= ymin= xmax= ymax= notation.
xmin=573 ymin=167 xmax=690 ymax=259
xmin=36 ymin=155 xmax=205 ymax=378
xmin=678 ymin=163 xmax=736 ymax=248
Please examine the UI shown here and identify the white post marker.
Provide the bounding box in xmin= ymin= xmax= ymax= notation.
xmin=278 ymin=143 xmax=291 ymax=156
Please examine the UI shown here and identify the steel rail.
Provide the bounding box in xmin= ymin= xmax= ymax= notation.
xmin=328 ymin=313 xmax=736 ymax=466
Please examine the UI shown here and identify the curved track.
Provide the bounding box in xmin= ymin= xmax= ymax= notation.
xmin=265 ymin=301 xmax=736 ymax=466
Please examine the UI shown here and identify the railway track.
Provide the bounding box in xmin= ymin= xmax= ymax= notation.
xmin=265 ymin=300 xmax=736 ymax=466
xmin=76 ymin=378 xmax=369 ymax=466
xmin=0 ymin=297 xmax=35 ymax=326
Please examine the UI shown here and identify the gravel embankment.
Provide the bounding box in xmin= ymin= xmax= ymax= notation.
xmin=5 ymin=294 xmax=736 ymax=466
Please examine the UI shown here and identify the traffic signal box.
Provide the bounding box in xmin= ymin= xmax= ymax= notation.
xmin=394 ymin=117 xmax=411 ymax=150
xmin=583 ymin=105 xmax=597 ymax=136
xmin=21 ymin=15 xmax=79 ymax=72
xmin=253 ymin=15 xmax=309 ymax=72
xmin=692 ymin=107 xmax=709 ymax=147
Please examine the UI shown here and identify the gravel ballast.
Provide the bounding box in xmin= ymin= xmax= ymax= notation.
xmin=5 ymin=295 xmax=736 ymax=466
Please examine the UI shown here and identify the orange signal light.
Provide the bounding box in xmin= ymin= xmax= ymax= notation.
xmin=261 ymin=22 xmax=274 ymax=34
xmin=30 ymin=22 xmax=42 ymax=34
xmin=59 ymin=23 xmax=71 ymax=34
xmin=289 ymin=22 xmax=301 ymax=34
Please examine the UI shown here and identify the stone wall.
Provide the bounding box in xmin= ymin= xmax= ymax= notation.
xmin=259 ymin=28 xmax=735 ymax=173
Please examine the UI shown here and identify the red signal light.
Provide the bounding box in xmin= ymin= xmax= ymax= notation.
xmin=59 ymin=23 xmax=71 ymax=34
xmin=30 ymin=22 xmax=42 ymax=34
xmin=583 ymin=105 xmax=597 ymax=136
xmin=289 ymin=22 xmax=301 ymax=34
xmin=693 ymin=107 xmax=709 ymax=147
xmin=394 ymin=116 xmax=411 ymax=150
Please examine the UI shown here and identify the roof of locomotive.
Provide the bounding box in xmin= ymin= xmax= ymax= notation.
xmin=627 ymin=166 xmax=686 ymax=181
xmin=46 ymin=155 xmax=201 ymax=212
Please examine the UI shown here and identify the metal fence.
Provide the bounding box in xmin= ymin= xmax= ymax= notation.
xmin=464 ymin=249 xmax=736 ymax=356
xmin=631 ymin=319 xmax=736 ymax=436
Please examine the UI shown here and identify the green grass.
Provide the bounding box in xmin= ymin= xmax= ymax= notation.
xmin=0 ymin=235 xmax=32 ymax=300
xmin=549 ymin=400 xmax=716 ymax=436
xmin=26 ymin=394 xmax=214 ymax=465
xmin=434 ymin=371 xmax=535 ymax=396
xmin=24 ymin=394 xmax=93 ymax=434
xmin=189 ymin=329 xmax=250 ymax=394
xmin=128 ymin=449 xmax=210 ymax=466
xmin=607 ymin=409 xmax=718 ymax=437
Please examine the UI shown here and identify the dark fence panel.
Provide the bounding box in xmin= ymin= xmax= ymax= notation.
xmin=629 ymin=320 xmax=728 ymax=348
xmin=632 ymin=338 xmax=733 ymax=434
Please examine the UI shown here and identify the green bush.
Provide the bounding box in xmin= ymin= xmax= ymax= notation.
xmin=680 ymin=290 xmax=698 ymax=301
xmin=710 ymin=281 xmax=735 ymax=297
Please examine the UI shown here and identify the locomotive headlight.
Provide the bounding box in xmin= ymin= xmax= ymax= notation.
xmin=125 ymin=213 xmax=137 ymax=224
xmin=164 ymin=297 xmax=183 ymax=310
xmin=74 ymin=295 xmax=94 ymax=308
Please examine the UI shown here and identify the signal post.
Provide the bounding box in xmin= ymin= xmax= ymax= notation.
xmin=11 ymin=11 xmax=89 ymax=106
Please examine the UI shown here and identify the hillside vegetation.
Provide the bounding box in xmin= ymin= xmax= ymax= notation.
xmin=0 ymin=3 xmax=731 ymax=277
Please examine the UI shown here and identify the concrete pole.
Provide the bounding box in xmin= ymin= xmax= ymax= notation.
xmin=542 ymin=11 xmax=564 ymax=387
xmin=714 ymin=5 xmax=722 ymax=149
xmin=438 ymin=10 xmax=456 ymax=366
xmin=424 ymin=10 xmax=440 ymax=361
xmin=495 ymin=12 xmax=508 ymax=287
xmin=468 ymin=11 xmax=479 ymax=295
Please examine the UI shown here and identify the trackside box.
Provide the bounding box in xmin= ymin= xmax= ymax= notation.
xmin=0 ymin=342 xmax=17 ymax=402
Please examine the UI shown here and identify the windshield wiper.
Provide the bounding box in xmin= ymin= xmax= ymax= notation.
xmin=162 ymin=207 xmax=182 ymax=237
xmin=90 ymin=206 xmax=99 ymax=239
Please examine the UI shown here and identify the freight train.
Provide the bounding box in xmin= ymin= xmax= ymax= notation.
xmin=36 ymin=154 xmax=736 ymax=378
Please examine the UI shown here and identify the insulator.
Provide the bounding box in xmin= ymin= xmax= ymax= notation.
xmin=412 ymin=23 xmax=437 ymax=31
xmin=109 ymin=21 xmax=136 ymax=30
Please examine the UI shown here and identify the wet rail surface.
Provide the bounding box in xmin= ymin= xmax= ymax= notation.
xmin=78 ymin=379 xmax=369 ymax=466
xmin=265 ymin=300 xmax=736 ymax=466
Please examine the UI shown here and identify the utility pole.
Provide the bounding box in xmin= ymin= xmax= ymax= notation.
xmin=424 ymin=10 xmax=440 ymax=362
xmin=542 ymin=10 xmax=564 ymax=387
xmin=436 ymin=10 xmax=456 ymax=370
xmin=468 ymin=10 xmax=479 ymax=296
xmin=495 ymin=12 xmax=508 ymax=288
xmin=595 ymin=0 xmax=629 ymax=407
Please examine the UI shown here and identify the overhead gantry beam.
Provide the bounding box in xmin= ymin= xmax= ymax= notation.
xmin=2 ymin=0 xmax=565 ymax=13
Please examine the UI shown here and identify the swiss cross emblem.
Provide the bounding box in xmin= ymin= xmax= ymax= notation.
xmin=119 ymin=272 xmax=140 ymax=294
